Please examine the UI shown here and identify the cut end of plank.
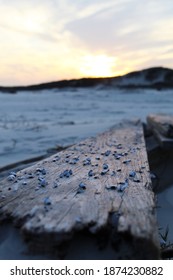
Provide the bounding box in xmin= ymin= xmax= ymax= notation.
xmin=147 ymin=114 xmax=173 ymax=148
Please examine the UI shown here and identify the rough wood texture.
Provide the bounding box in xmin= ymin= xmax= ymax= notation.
xmin=147 ymin=114 xmax=173 ymax=148
xmin=0 ymin=122 xmax=160 ymax=259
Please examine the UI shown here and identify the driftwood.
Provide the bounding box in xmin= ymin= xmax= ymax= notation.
xmin=147 ymin=114 xmax=173 ymax=148
xmin=0 ymin=122 xmax=160 ymax=259
xmin=0 ymin=145 xmax=69 ymax=180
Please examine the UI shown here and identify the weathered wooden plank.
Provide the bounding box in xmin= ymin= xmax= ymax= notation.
xmin=147 ymin=114 xmax=173 ymax=148
xmin=0 ymin=145 xmax=68 ymax=180
xmin=0 ymin=122 xmax=160 ymax=259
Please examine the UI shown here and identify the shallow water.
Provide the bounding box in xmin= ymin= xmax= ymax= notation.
xmin=0 ymin=87 xmax=173 ymax=258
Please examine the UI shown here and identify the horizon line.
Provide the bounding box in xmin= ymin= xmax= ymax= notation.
xmin=0 ymin=65 xmax=172 ymax=89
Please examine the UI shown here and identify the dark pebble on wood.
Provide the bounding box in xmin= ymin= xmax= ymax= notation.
xmin=88 ymin=170 xmax=94 ymax=177
xmin=129 ymin=171 xmax=136 ymax=177
xmin=44 ymin=197 xmax=51 ymax=205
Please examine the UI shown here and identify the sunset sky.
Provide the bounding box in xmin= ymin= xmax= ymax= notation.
xmin=0 ymin=0 xmax=173 ymax=86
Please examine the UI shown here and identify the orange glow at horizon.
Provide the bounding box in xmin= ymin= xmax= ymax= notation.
xmin=79 ymin=54 xmax=118 ymax=77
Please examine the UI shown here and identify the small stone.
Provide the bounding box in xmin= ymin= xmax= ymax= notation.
xmin=9 ymin=172 xmax=17 ymax=177
xmin=123 ymin=159 xmax=131 ymax=164
xmin=106 ymin=185 xmax=117 ymax=190
xmin=79 ymin=182 xmax=86 ymax=189
xmin=17 ymin=176 xmax=25 ymax=181
xmin=111 ymin=171 xmax=116 ymax=176
xmin=133 ymin=178 xmax=141 ymax=183
xmin=103 ymin=163 xmax=109 ymax=170
xmin=76 ymin=188 xmax=85 ymax=194
xmin=129 ymin=171 xmax=136 ymax=177
xmin=7 ymin=174 xmax=16 ymax=181
xmin=104 ymin=150 xmax=111 ymax=156
xmin=117 ymin=179 xmax=128 ymax=192
xmin=39 ymin=178 xmax=47 ymax=187
xmin=53 ymin=156 xmax=60 ymax=162
xmin=65 ymin=154 xmax=71 ymax=158
xmin=83 ymin=158 xmax=91 ymax=166
xmin=117 ymin=144 xmax=122 ymax=149
xmin=60 ymin=169 xmax=73 ymax=178
xmin=88 ymin=170 xmax=94 ymax=177
xmin=95 ymin=190 xmax=101 ymax=194
xmin=53 ymin=182 xmax=58 ymax=188
xmin=41 ymin=168 xmax=46 ymax=175
xmin=27 ymin=173 xmax=35 ymax=179
xmin=44 ymin=197 xmax=51 ymax=205
xmin=101 ymin=169 xmax=109 ymax=175
xmin=70 ymin=157 xmax=79 ymax=164
xmin=95 ymin=157 xmax=100 ymax=160
xmin=115 ymin=155 xmax=121 ymax=160
xmin=36 ymin=168 xmax=46 ymax=175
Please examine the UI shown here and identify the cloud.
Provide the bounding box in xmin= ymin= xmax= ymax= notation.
xmin=65 ymin=0 xmax=171 ymax=52
xmin=0 ymin=0 xmax=173 ymax=85
xmin=63 ymin=0 xmax=173 ymax=72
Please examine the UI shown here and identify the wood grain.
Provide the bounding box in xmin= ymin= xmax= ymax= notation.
xmin=0 ymin=122 xmax=160 ymax=259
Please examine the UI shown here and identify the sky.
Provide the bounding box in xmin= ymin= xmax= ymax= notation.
xmin=0 ymin=0 xmax=173 ymax=86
